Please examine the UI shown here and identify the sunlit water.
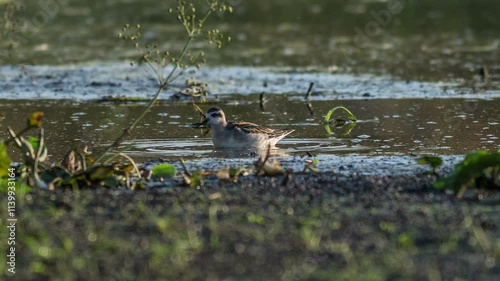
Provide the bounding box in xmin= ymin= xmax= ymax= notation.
xmin=1 ymin=95 xmax=498 ymax=163
xmin=1 ymin=0 xmax=500 ymax=166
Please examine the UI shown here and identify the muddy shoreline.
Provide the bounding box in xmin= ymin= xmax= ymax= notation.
xmin=4 ymin=171 xmax=499 ymax=281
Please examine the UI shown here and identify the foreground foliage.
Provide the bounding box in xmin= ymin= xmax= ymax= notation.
xmin=419 ymin=150 xmax=500 ymax=198
xmin=1 ymin=175 xmax=499 ymax=280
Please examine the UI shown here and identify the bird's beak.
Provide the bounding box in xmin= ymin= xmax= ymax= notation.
xmin=195 ymin=118 xmax=209 ymax=128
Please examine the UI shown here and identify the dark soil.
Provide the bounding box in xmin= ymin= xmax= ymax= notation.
xmin=3 ymin=172 xmax=500 ymax=281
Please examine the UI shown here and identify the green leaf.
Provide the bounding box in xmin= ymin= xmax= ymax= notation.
xmin=324 ymin=106 xmax=357 ymax=124
xmin=0 ymin=142 xmax=11 ymax=179
xmin=189 ymin=170 xmax=203 ymax=188
xmin=323 ymin=106 xmax=358 ymax=135
xmin=417 ymin=156 xmax=443 ymax=168
xmin=434 ymin=151 xmax=500 ymax=195
xmin=28 ymin=136 xmax=40 ymax=151
xmin=312 ymin=158 xmax=319 ymax=166
xmin=152 ymin=164 xmax=177 ymax=179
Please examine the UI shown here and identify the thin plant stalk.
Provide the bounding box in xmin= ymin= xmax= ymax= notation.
xmin=93 ymin=2 xmax=222 ymax=165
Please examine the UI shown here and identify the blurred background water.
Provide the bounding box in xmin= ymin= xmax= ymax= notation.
xmin=1 ymin=0 xmax=499 ymax=83
xmin=0 ymin=0 xmax=499 ymax=161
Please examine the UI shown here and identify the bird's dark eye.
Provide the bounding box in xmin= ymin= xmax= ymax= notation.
xmin=210 ymin=112 xmax=222 ymax=118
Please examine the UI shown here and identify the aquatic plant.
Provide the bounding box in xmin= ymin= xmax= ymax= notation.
xmin=418 ymin=151 xmax=500 ymax=198
xmin=323 ymin=106 xmax=358 ymax=135
xmin=94 ymin=0 xmax=233 ymax=164
xmin=435 ymin=151 xmax=500 ymax=198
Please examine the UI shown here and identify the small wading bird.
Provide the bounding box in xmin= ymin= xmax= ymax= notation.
xmin=196 ymin=107 xmax=294 ymax=149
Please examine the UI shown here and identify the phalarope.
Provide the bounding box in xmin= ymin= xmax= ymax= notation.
xmin=197 ymin=107 xmax=295 ymax=149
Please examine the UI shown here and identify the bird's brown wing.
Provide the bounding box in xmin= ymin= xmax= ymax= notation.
xmin=228 ymin=121 xmax=274 ymax=134
xmin=228 ymin=122 xmax=294 ymax=138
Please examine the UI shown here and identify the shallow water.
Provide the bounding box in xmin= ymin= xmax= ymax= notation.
xmin=1 ymin=95 xmax=498 ymax=163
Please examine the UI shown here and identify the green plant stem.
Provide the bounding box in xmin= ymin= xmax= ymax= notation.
xmin=166 ymin=6 xmax=215 ymax=83
xmin=146 ymin=59 xmax=164 ymax=85
xmin=324 ymin=106 xmax=357 ymax=123
xmin=3 ymin=127 xmax=31 ymax=145
xmin=94 ymin=34 xmax=195 ymax=164
xmin=93 ymin=1 xmax=221 ymax=165
xmin=93 ymin=85 xmax=165 ymax=164
xmin=165 ymin=35 xmax=193 ymax=83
